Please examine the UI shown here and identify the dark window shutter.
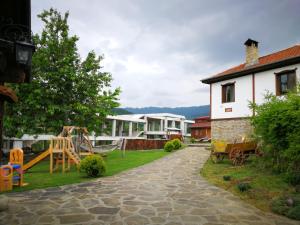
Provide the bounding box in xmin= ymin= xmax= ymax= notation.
xmin=232 ymin=84 xmax=235 ymax=102
xmin=275 ymin=74 xmax=281 ymax=96
xmin=222 ymin=86 xmax=225 ymax=103
xmin=288 ymin=72 xmax=296 ymax=90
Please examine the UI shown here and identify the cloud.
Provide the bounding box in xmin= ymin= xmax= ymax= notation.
xmin=31 ymin=0 xmax=300 ymax=107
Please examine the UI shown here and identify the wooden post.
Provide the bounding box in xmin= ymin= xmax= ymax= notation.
xmin=0 ymin=82 xmax=4 ymax=162
xmin=67 ymin=152 xmax=71 ymax=171
xmin=122 ymin=138 xmax=126 ymax=158
xmin=62 ymin=138 xmax=65 ymax=173
xmin=62 ymin=150 xmax=65 ymax=173
xmin=50 ymin=140 xmax=53 ymax=174
xmin=50 ymin=151 xmax=53 ymax=174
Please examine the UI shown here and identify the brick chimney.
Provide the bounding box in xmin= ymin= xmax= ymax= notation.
xmin=244 ymin=39 xmax=259 ymax=66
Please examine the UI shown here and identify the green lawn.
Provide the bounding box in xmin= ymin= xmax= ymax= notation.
xmin=200 ymin=157 xmax=296 ymax=212
xmin=10 ymin=150 xmax=170 ymax=192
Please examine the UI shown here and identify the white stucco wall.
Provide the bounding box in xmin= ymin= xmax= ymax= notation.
xmin=211 ymin=63 xmax=300 ymax=119
xmin=255 ymin=63 xmax=300 ymax=105
xmin=211 ymin=75 xmax=253 ymax=119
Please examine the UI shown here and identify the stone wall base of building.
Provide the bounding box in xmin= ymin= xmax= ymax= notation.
xmin=211 ymin=118 xmax=253 ymax=142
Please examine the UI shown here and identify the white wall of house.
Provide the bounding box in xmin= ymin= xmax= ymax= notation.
xmin=211 ymin=75 xmax=253 ymax=119
xmin=211 ymin=63 xmax=300 ymax=120
xmin=255 ymin=63 xmax=300 ymax=105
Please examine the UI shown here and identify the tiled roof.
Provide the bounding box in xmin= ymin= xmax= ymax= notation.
xmin=191 ymin=122 xmax=211 ymax=128
xmin=203 ymin=44 xmax=300 ymax=83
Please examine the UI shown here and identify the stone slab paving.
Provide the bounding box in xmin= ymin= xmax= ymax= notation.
xmin=1 ymin=147 xmax=299 ymax=225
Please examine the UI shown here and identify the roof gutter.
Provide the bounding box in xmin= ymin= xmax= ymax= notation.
xmin=201 ymin=56 xmax=300 ymax=84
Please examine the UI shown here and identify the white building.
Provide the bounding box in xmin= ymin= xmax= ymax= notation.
xmin=3 ymin=113 xmax=194 ymax=151
xmin=99 ymin=113 xmax=194 ymax=140
xmin=3 ymin=134 xmax=55 ymax=154
xmin=202 ymin=39 xmax=300 ymax=142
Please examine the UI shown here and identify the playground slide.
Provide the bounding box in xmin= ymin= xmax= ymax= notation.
xmin=23 ymin=149 xmax=50 ymax=171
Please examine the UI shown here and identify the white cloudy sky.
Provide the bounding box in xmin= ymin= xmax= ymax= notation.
xmin=31 ymin=0 xmax=300 ymax=107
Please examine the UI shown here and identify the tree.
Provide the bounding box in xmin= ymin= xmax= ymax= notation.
xmin=4 ymin=8 xmax=120 ymax=137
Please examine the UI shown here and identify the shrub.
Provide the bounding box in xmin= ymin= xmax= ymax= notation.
xmin=79 ymin=155 xmax=106 ymax=177
xmin=237 ymin=182 xmax=251 ymax=192
xmin=287 ymin=205 xmax=300 ymax=220
xmin=271 ymin=196 xmax=290 ymax=215
xmin=172 ymin=139 xmax=182 ymax=150
xmin=271 ymin=195 xmax=300 ymax=220
xmin=285 ymin=173 xmax=300 ymax=186
xmin=223 ymin=175 xmax=231 ymax=181
xmin=164 ymin=141 xmax=175 ymax=152
xmin=250 ymin=85 xmax=300 ymax=178
xmin=190 ymin=137 xmax=196 ymax=143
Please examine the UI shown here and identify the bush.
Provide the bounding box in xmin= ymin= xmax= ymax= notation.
xmin=285 ymin=173 xmax=300 ymax=186
xmin=237 ymin=182 xmax=251 ymax=192
xmin=223 ymin=175 xmax=231 ymax=181
xmin=190 ymin=137 xmax=196 ymax=143
xmin=287 ymin=205 xmax=300 ymax=220
xmin=164 ymin=141 xmax=175 ymax=152
xmin=271 ymin=195 xmax=300 ymax=220
xmin=79 ymin=155 xmax=106 ymax=177
xmin=172 ymin=139 xmax=182 ymax=150
xmin=271 ymin=196 xmax=290 ymax=215
xmin=251 ymin=85 xmax=300 ymax=177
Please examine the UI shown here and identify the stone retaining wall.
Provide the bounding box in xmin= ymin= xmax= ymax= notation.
xmin=211 ymin=118 xmax=253 ymax=142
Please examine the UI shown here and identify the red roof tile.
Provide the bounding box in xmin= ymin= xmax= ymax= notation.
xmin=207 ymin=44 xmax=300 ymax=81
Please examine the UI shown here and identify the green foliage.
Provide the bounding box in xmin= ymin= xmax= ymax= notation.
xmin=31 ymin=140 xmax=49 ymax=153
xmin=190 ymin=137 xmax=196 ymax=143
xmin=287 ymin=205 xmax=300 ymax=220
xmin=271 ymin=196 xmax=291 ymax=215
xmin=79 ymin=155 xmax=106 ymax=177
xmin=223 ymin=175 xmax=231 ymax=181
xmin=271 ymin=195 xmax=300 ymax=220
xmin=237 ymin=182 xmax=251 ymax=192
xmin=164 ymin=141 xmax=175 ymax=152
xmin=250 ymin=85 xmax=300 ymax=178
xmin=285 ymin=173 xmax=300 ymax=186
xmin=172 ymin=138 xmax=182 ymax=150
xmin=4 ymin=8 xmax=120 ymax=137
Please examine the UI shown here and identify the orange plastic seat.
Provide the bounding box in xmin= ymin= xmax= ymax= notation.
xmin=0 ymin=165 xmax=13 ymax=192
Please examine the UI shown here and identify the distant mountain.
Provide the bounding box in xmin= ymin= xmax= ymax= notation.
xmin=112 ymin=108 xmax=132 ymax=115
xmin=120 ymin=105 xmax=210 ymax=120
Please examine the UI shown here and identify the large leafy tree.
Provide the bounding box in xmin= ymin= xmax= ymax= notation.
xmin=4 ymin=8 xmax=120 ymax=137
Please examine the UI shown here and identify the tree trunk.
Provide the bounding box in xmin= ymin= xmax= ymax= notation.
xmin=0 ymin=82 xmax=4 ymax=162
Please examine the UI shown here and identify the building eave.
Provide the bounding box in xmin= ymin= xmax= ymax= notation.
xmin=201 ymin=55 xmax=300 ymax=84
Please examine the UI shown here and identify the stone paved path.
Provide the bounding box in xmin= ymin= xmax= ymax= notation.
xmin=1 ymin=147 xmax=299 ymax=225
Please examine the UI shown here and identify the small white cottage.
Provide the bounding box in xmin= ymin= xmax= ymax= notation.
xmin=202 ymin=39 xmax=300 ymax=142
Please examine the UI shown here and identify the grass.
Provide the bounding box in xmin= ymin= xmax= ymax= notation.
xmin=8 ymin=149 xmax=170 ymax=192
xmin=200 ymin=157 xmax=296 ymax=212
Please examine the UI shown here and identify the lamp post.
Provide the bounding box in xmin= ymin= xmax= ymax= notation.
xmin=0 ymin=0 xmax=34 ymax=160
